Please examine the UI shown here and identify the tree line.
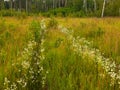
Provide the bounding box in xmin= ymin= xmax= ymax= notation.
xmin=0 ymin=0 xmax=120 ymax=17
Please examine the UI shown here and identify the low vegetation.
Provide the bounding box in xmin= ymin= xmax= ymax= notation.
xmin=0 ymin=17 xmax=120 ymax=90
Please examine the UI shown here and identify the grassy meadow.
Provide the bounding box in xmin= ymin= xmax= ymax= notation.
xmin=0 ymin=17 xmax=120 ymax=90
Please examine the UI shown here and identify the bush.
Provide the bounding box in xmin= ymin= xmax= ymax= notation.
xmin=16 ymin=11 xmax=27 ymax=19
xmin=87 ymin=27 xmax=105 ymax=38
xmin=0 ymin=10 xmax=27 ymax=18
xmin=72 ymin=11 xmax=85 ymax=17
xmin=47 ymin=18 xmax=58 ymax=29
xmin=42 ymin=7 xmax=76 ymax=17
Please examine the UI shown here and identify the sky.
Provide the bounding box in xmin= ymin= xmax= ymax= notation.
xmin=4 ymin=0 xmax=10 ymax=1
xmin=4 ymin=0 xmax=16 ymax=1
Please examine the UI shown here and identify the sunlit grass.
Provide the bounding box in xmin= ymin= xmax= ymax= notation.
xmin=0 ymin=17 xmax=120 ymax=90
xmin=57 ymin=17 xmax=120 ymax=63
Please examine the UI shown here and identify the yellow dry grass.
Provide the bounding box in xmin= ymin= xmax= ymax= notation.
xmin=1 ymin=16 xmax=120 ymax=70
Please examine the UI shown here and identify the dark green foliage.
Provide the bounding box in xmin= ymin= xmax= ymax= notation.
xmin=29 ymin=20 xmax=41 ymax=42
xmin=48 ymin=7 xmax=76 ymax=17
xmin=0 ymin=36 xmax=4 ymax=48
xmin=54 ymin=38 xmax=63 ymax=48
xmin=72 ymin=11 xmax=86 ymax=17
xmin=0 ymin=10 xmax=27 ymax=18
xmin=87 ymin=27 xmax=105 ymax=38
xmin=47 ymin=18 xmax=58 ymax=29
xmin=4 ymin=31 xmax=11 ymax=39
xmin=0 ymin=49 xmax=6 ymax=64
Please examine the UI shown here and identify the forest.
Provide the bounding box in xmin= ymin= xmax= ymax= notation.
xmin=0 ymin=0 xmax=120 ymax=17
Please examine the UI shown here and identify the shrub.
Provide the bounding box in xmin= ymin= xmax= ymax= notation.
xmin=47 ymin=18 xmax=58 ymax=29
xmin=0 ymin=10 xmax=27 ymax=18
xmin=29 ymin=20 xmax=41 ymax=42
xmin=3 ymin=20 xmax=48 ymax=90
xmin=87 ymin=27 xmax=105 ymax=38
xmin=16 ymin=11 xmax=27 ymax=19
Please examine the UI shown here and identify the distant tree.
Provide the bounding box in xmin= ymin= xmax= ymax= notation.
xmin=10 ymin=0 xmax=13 ymax=10
xmin=93 ymin=0 xmax=97 ymax=11
xmin=58 ymin=0 xmax=60 ymax=7
xmin=101 ymin=0 xmax=106 ymax=17
xmin=26 ymin=0 xmax=28 ymax=12
xmin=83 ymin=0 xmax=87 ymax=13
xmin=65 ymin=0 xmax=67 ymax=7
xmin=119 ymin=8 xmax=120 ymax=16
xmin=0 ymin=0 xmax=4 ymax=10
xmin=19 ymin=0 xmax=21 ymax=11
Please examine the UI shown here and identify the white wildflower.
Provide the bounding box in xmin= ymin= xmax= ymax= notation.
xmin=4 ymin=77 xmax=10 ymax=85
xmin=17 ymin=78 xmax=22 ymax=84
xmin=21 ymin=61 xmax=30 ymax=69
xmin=41 ymin=48 xmax=45 ymax=53
xmin=60 ymin=25 xmax=120 ymax=87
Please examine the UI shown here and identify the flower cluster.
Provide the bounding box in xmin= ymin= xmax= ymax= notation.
xmin=60 ymin=26 xmax=120 ymax=88
xmin=4 ymin=20 xmax=48 ymax=90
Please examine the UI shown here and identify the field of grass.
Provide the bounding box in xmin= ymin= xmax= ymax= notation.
xmin=0 ymin=17 xmax=120 ymax=90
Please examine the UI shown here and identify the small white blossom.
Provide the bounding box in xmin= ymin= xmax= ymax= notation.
xmin=21 ymin=61 xmax=30 ymax=69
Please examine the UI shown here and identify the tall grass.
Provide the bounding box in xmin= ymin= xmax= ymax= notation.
xmin=57 ymin=18 xmax=120 ymax=63
xmin=0 ymin=17 xmax=120 ymax=90
xmin=3 ymin=20 xmax=48 ymax=90
xmin=0 ymin=17 xmax=30 ymax=89
xmin=41 ymin=22 xmax=119 ymax=90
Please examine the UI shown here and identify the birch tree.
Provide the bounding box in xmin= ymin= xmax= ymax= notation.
xmin=65 ymin=0 xmax=67 ymax=7
xmin=53 ymin=0 xmax=55 ymax=9
xmin=26 ymin=0 xmax=28 ymax=12
xmin=83 ymin=0 xmax=87 ymax=13
xmin=101 ymin=0 xmax=106 ymax=17
xmin=10 ymin=0 xmax=13 ymax=10
xmin=58 ymin=0 xmax=60 ymax=8
xmin=19 ymin=0 xmax=21 ymax=11
xmin=93 ymin=0 xmax=96 ymax=11
xmin=119 ymin=8 xmax=120 ymax=16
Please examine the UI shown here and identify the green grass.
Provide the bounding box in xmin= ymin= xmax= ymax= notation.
xmin=0 ymin=17 xmax=120 ymax=90
xmin=57 ymin=17 xmax=120 ymax=63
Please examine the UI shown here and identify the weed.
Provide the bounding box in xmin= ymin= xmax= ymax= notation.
xmin=87 ymin=27 xmax=105 ymax=38
xmin=47 ymin=18 xmax=58 ymax=29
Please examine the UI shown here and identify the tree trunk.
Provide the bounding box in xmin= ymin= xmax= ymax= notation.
xmin=26 ymin=0 xmax=28 ymax=12
xmin=61 ymin=0 xmax=64 ymax=7
xmin=13 ymin=0 xmax=16 ymax=10
xmin=58 ymin=0 xmax=60 ymax=8
xmin=28 ymin=0 xmax=31 ymax=12
xmin=83 ymin=0 xmax=87 ymax=13
xmin=93 ymin=0 xmax=97 ymax=11
xmin=19 ymin=0 xmax=21 ymax=12
xmin=65 ymin=0 xmax=67 ymax=7
xmin=10 ymin=0 xmax=13 ymax=10
xmin=101 ymin=0 xmax=106 ymax=17
xmin=44 ymin=1 xmax=47 ymax=11
xmin=119 ymin=8 xmax=120 ymax=16
xmin=53 ymin=0 xmax=55 ymax=9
